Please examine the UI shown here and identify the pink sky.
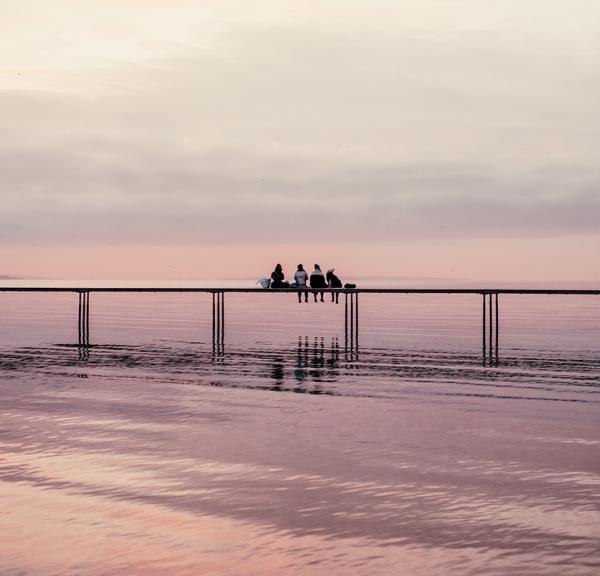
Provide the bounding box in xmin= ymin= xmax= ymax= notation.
xmin=2 ymin=1 xmax=599 ymax=283
xmin=2 ymin=235 xmax=598 ymax=282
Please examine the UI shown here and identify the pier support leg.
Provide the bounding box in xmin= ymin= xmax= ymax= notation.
xmin=344 ymin=291 xmax=359 ymax=354
xmin=482 ymin=293 xmax=486 ymax=358
xmin=489 ymin=290 xmax=493 ymax=354
xmin=221 ymin=291 xmax=225 ymax=341
xmin=78 ymin=291 xmax=90 ymax=350
xmin=218 ymin=292 xmax=222 ymax=350
xmin=212 ymin=292 xmax=216 ymax=346
xmin=344 ymin=292 xmax=348 ymax=347
xmin=212 ymin=291 xmax=225 ymax=356
xmin=355 ymin=292 xmax=359 ymax=343
xmin=78 ymin=291 xmax=82 ymax=345
xmin=350 ymin=291 xmax=354 ymax=349
xmin=495 ymin=293 xmax=499 ymax=363
xmin=482 ymin=293 xmax=499 ymax=364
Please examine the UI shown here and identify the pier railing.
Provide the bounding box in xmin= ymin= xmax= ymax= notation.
xmin=1 ymin=288 xmax=598 ymax=362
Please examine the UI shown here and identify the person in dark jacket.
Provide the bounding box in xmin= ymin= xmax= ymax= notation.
xmin=310 ymin=264 xmax=327 ymax=302
xmin=326 ymin=268 xmax=342 ymax=303
xmin=270 ymin=263 xmax=288 ymax=288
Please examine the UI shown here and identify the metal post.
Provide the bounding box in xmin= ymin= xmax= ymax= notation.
xmin=344 ymin=292 xmax=348 ymax=346
xmin=220 ymin=291 xmax=225 ymax=341
xmin=495 ymin=292 xmax=499 ymax=362
xmin=78 ymin=291 xmax=90 ymax=348
xmin=216 ymin=292 xmax=221 ymax=342
xmin=215 ymin=292 xmax=218 ymax=343
xmin=355 ymin=293 xmax=359 ymax=343
xmin=488 ymin=291 xmax=492 ymax=354
xmin=78 ymin=292 xmax=82 ymax=346
xmin=350 ymin=292 xmax=354 ymax=349
xmin=482 ymin=293 xmax=486 ymax=359
xmin=212 ymin=292 xmax=216 ymax=342
xmin=85 ymin=291 xmax=90 ymax=346
xmin=82 ymin=292 xmax=86 ymax=347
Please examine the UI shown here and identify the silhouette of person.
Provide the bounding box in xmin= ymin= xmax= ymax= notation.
xmin=310 ymin=264 xmax=327 ymax=302
xmin=270 ymin=263 xmax=287 ymax=288
xmin=326 ymin=268 xmax=342 ymax=303
xmin=294 ymin=264 xmax=309 ymax=303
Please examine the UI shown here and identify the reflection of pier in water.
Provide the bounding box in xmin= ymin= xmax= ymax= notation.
xmin=271 ymin=336 xmax=342 ymax=393
xmin=1 ymin=287 xmax=598 ymax=365
xmin=4 ymin=339 xmax=596 ymax=403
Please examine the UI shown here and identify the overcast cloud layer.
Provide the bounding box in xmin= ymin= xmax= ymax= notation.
xmin=1 ymin=0 xmax=599 ymax=247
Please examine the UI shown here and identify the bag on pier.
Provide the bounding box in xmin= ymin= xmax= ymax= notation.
xmin=344 ymin=283 xmax=356 ymax=289
xmin=257 ymin=278 xmax=271 ymax=289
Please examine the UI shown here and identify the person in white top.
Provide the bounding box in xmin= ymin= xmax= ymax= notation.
xmin=294 ymin=264 xmax=309 ymax=303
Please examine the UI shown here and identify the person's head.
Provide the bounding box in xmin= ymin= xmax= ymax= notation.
xmin=297 ymin=264 xmax=304 ymax=271
xmin=275 ymin=263 xmax=282 ymax=272
xmin=314 ymin=264 xmax=321 ymax=271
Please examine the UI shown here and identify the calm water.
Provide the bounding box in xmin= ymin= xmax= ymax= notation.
xmin=1 ymin=282 xmax=599 ymax=575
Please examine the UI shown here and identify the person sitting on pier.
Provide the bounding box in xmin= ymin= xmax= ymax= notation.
xmin=326 ymin=268 xmax=342 ymax=303
xmin=270 ymin=264 xmax=289 ymax=288
xmin=310 ymin=264 xmax=327 ymax=302
xmin=294 ymin=264 xmax=309 ymax=302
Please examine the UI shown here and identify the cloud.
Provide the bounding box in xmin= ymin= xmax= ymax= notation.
xmin=1 ymin=1 xmax=599 ymax=247
xmin=1 ymin=131 xmax=598 ymax=245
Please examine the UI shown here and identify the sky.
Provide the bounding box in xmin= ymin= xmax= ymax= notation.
xmin=1 ymin=0 xmax=599 ymax=281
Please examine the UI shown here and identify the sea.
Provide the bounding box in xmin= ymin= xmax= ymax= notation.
xmin=1 ymin=279 xmax=599 ymax=576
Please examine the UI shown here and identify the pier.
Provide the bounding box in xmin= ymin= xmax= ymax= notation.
xmin=1 ymin=288 xmax=598 ymax=362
